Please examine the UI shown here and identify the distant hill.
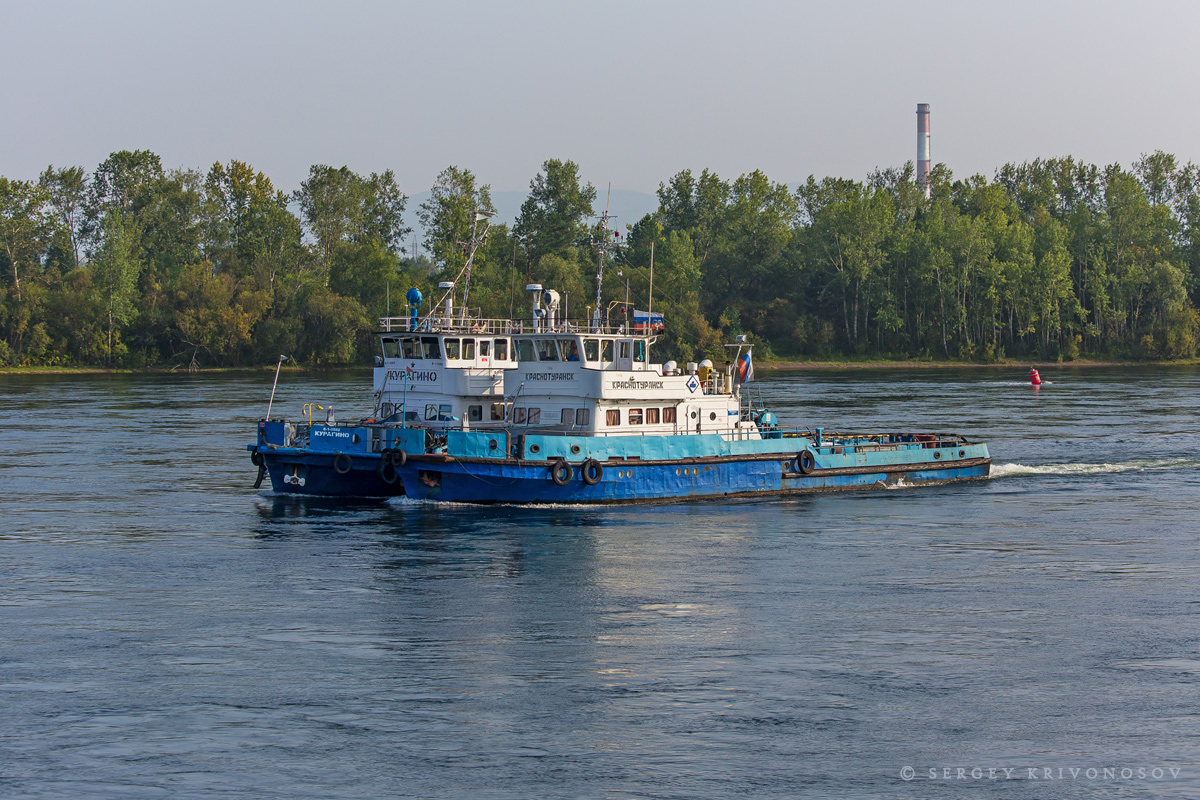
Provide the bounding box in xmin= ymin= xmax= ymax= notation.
xmin=403 ymin=188 xmax=660 ymax=243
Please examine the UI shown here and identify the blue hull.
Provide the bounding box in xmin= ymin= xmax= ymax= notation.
xmin=397 ymin=456 xmax=991 ymax=504
xmin=259 ymin=450 xmax=403 ymax=497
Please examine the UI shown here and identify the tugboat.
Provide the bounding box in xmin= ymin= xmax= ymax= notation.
xmin=247 ymin=211 xmax=991 ymax=502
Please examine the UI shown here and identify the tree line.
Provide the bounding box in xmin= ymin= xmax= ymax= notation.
xmin=2 ymin=150 xmax=1198 ymax=369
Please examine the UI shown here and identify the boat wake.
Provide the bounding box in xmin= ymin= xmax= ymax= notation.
xmin=991 ymin=458 xmax=1200 ymax=478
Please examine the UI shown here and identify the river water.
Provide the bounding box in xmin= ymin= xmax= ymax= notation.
xmin=2 ymin=366 xmax=1199 ymax=799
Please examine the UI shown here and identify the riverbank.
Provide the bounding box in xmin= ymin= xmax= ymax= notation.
xmin=4 ymin=358 xmax=1199 ymax=376
xmin=758 ymin=357 xmax=1200 ymax=370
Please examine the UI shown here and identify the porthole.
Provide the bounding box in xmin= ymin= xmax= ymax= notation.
xmin=351 ymin=433 xmax=360 ymax=444
xmin=959 ymin=449 xmax=966 ymax=458
xmin=709 ymin=412 xmax=717 ymax=421
xmin=690 ymin=411 xmax=697 ymax=419
xmin=934 ymin=451 xmax=942 ymax=459
xmin=571 ymin=444 xmax=581 ymax=454
xmin=618 ymin=470 xmax=625 ymax=478
xmin=488 ymin=439 xmax=499 ymax=450
xmin=529 ymin=444 xmax=540 ymax=454
xmin=676 ymin=468 xmax=681 ymax=476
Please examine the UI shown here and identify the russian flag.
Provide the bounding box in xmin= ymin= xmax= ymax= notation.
xmin=738 ymin=351 xmax=753 ymax=383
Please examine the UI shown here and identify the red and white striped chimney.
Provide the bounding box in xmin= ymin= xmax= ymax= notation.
xmin=916 ymin=103 xmax=931 ymax=198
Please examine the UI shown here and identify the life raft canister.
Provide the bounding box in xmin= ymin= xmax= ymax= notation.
xmin=1029 ymin=368 xmax=1042 ymax=385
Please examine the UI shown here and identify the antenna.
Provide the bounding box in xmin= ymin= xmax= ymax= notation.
xmin=591 ymin=183 xmax=621 ymax=331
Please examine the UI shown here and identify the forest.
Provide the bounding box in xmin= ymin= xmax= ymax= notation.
xmin=2 ymin=149 xmax=1198 ymax=369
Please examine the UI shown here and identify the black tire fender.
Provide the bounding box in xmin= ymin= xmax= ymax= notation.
xmin=550 ymin=459 xmax=573 ymax=486
xmin=251 ymin=451 xmax=264 ymax=467
xmin=334 ymin=453 xmax=353 ymax=474
xmin=391 ymin=448 xmax=407 ymax=467
xmin=377 ymin=459 xmax=398 ymax=484
xmin=581 ymin=459 xmax=603 ymax=486
xmin=797 ymin=449 xmax=816 ymax=475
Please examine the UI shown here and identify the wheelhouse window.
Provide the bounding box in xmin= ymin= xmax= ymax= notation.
xmin=515 ymin=339 xmax=534 ymax=362
xmin=606 ymin=409 xmax=620 ymax=426
xmin=527 ymin=408 xmax=541 ymax=425
xmin=575 ymin=408 xmax=590 ymax=426
xmin=600 ymin=340 xmax=614 ymax=363
xmin=535 ymin=339 xmax=558 ymax=361
xmin=663 ymin=407 xmax=677 ymax=424
xmin=583 ymin=339 xmax=599 ymax=362
xmin=382 ymin=338 xmax=400 ymax=358
xmin=439 ymin=404 xmax=453 ymax=421
xmin=633 ymin=340 xmax=646 ymax=363
xmin=444 ymin=338 xmax=460 ymax=360
xmin=425 ymin=404 xmax=438 ymax=421
xmin=401 ymin=338 xmax=421 ymax=359
xmin=645 ymin=407 xmax=660 ymax=424
xmin=561 ymin=408 xmax=574 ymax=425
xmin=468 ymin=405 xmax=483 ymax=422
xmin=494 ymin=339 xmax=509 ymax=361
xmin=628 ymin=408 xmax=643 ymax=425
xmin=619 ymin=341 xmax=631 ymax=360
xmin=463 ymin=339 xmax=476 ymax=359
xmin=490 ymin=402 xmax=509 ymax=421
xmin=559 ymin=339 xmax=579 ymax=361
xmin=513 ymin=407 xmax=527 ymax=424
xmin=478 ymin=340 xmax=490 ymax=359
xmin=422 ymin=337 xmax=440 ymax=359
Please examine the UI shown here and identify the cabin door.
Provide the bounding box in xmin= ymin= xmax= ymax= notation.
xmin=616 ymin=339 xmax=633 ymax=370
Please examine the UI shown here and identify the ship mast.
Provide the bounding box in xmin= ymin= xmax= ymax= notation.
xmin=457 ymin=209 xmax=494 ymax=322
xmin=591 ymin=185 xmax=620 ymax=331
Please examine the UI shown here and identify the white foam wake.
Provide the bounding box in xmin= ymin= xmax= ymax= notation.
xmin=991 ymin=458 xmax=1200 ymax=478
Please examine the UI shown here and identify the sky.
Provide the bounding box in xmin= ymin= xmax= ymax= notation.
xmin=5 ymin=0 xmax=1200 ymax=199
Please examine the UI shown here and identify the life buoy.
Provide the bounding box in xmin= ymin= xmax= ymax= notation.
xmin=251 ymin=451 xmax=264 ymax=467
xmin=377 ymin=459 xmax=398 ymax=484
xmin=581 ymin=459 xmax=603 ymax=486
xmin=550 ymin=460 xmax=573 ymax=486
xmin=797 ymin=450 xmax=816 ymax=475
xmin=334 ymin=453 xmax=353 ymax=474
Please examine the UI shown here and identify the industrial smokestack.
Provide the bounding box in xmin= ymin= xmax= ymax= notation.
xmin=916 ymin=103 xmax=931 ymax=198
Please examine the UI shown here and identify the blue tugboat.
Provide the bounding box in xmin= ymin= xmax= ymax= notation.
xmin=248 ymin=212 xmax=990 ymax=502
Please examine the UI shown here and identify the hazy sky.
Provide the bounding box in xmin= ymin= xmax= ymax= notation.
xmin=6 ymin=1 xmax=1199 ymax=196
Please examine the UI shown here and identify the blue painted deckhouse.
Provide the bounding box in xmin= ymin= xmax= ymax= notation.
xmin=248 ymin=212 xmax=990 ymax=503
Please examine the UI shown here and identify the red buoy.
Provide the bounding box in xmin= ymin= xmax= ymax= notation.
xmin=1029 ymin=367 xmax=1042 ymax=385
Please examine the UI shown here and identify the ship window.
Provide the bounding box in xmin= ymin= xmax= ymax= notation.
xmin=494 ymin=339 xmax=508 ymax=360
xmin=584 ymin=339 xmax=599 ymax=361
xmin=561 ymin=408 xmax=574 ymax=425
xmin=606 ymin=409 xmax=620 ymax=426
xmin=463 ymin=338 xmax=475 ymax=359
xmin=633 ymin=340 xmax=646 ymax=363
xmin=479 ymin=340 xmax=490 ymax=358
xmin=468 ymin=405 xmax=483 ymax=422
xmin=424 ymin=404 xmax=438 ymax=420
xmin=491 ymin=402 xmax=509 ymax=421
xmin=645 ymin=407 xmax=660 ymax=424
xmin=381 ymin=402 xmax=394 ymax=417
xmin=559 ymin=339 xmax=579 ymax=361
xmin=576 ymin=408 xmax=590 ymax=426
xmin=515 ymin=339 xmax=534 ymax=362
xmin=514 ymin=407 xmax=527 ymax=424
xmin=421 ymin=337 xmax=440 ymax=359
xmin=401 ymin=337 xmax=421 ymax=359
xmin=535 ymin=339 xmax=558 ymax=361
xmin=405 ymin=410 xmax=419 ymax=422
xmin=601 ymin=340 xmax=614 ymax=362
xmin=629 ymin=408 xmax=643 ymax=425
xmin=444 ymin=338 xmax=460 ymax=360
xmin=382 ymin=338 xmax=400 ymax=358
xmin=663 ymin=407 xmax=677 ymax=423
xmin=527 ymin=408 xmax=541 ymax=425
xmin=439 ymin=404 xmax=454 ymax=421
